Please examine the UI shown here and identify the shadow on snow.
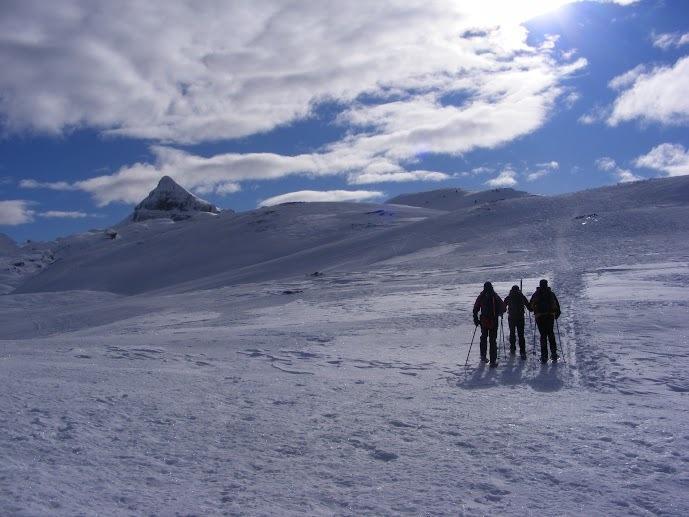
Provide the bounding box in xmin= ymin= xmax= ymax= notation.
xmin=452 ymin=356 xmax=564 ymax=392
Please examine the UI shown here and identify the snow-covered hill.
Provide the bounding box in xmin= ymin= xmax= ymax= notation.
xmin=15 ymin=176 xmax=689 ymax=295
xmin=0 ymin=237 xmax=54 ymax=295
xmin=0 ymin=233 xmax=19 ymax=256
xmin=15 ymin=201 xmax=442 ymax=295
xmin=2 ymin=176 xmax=689 ymax=515
xmin=387 ymin=187 xmax=532 ymax=211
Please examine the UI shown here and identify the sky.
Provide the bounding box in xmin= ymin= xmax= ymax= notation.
xmin=1 ymin=0 xmax=688 ymax=242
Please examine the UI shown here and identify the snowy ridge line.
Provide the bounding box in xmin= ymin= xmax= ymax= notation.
xmin=7 ymin=175 xmax=689 ymax=296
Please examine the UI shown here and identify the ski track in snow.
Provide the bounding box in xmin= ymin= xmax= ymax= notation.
xmin=2 ymin=179 xmax=689 ymax=515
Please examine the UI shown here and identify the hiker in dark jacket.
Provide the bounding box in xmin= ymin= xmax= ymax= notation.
xmin=529 ymin=279 xmax=561 ymax=363
xmin=473 ymin=281 xmax=505 ymax=366
xmin=504 ymin=285 xmax=532 ymax=359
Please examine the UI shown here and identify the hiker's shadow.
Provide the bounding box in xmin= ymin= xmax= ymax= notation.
xmin=500 ymin=355 xmax=526 ymax=386
xmin=454 ymin=357 xmax=564 ymax=392
xmin=528 ymin=362 xmax=564 ymax=392
xmin=457 ymin=363 xmax=499 ymax=390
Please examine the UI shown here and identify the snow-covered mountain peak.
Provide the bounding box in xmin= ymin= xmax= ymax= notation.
xmin=131 ymin=176 xmax=221 ymax=222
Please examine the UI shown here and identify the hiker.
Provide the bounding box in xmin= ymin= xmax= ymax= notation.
xmin=473 ymin=281 xmax=505 ymax=367
xmin=530 ymin=279 xmax=561 ymax=363
xmin=504 ymin=285 xmax=532 ymax=359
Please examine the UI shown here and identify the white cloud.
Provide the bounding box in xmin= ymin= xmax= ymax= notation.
xmin=537 ymin=161 xmax=559 ymax=170
xmin=486 ymin=168 xmax=518 ymax=187
xmin=19 ymin=179 xmax=77 ymax=191
xmin=578 ymin=104 xmax=611 ymax=125
xmin=578 ymin=114 xmax=596 ymax=125
xmin=33 ymin=144 xmax=457 ymax=205
xmin=608 ymin=64 xmax=646 ymax=90
xmin=540 ymin=34 xmax=560 ymax=51
xmin=652 ymin=32 xmax=689 ymax=50
xmin=561 ymin=49 xmax=578 ymax=61
xmin=0 ymin=1 xmax=588 ymax=145
xmin=348 ymin=170 xmax=449 ymax=185
xmin=525 ymin=161 xmax=558 ymax=181
xmin=595 ymin=157 xmax=617 ymax=172
xmin=259 ymin=190 xmax=383 ymax=207
xmin=526 ymin=171 xmax=548 ymax=181
xmin=0 ymin=200 xmax=34 ymax=225
xmin=634 ymin=143 xmax=689 ymax=177
xmin=0 ymin=202 xmax=96 ymax=224
xmin=215 ymin=182 xmax=242 ymax=195
xmin=595 ymin=156 xmax=641 ymax=183
xmin=563 ymin=91 xmax=581 ymax=108
xmin=0 ymin=1 xmax=600 ymax=204
xmin=70 ymin=145 xmax=370 ymax=205
xmin=608 ymin=56 xmax=689 ymax=126
xmin=73 ymin=163 xmax=163 ymax=206
xmin=38 ymin=210 xmax=90 ymax=219
xmin=615 ymin=169 xmax=642 ymax=182
xmin=194 ymin=181 xmax=242 ymax=196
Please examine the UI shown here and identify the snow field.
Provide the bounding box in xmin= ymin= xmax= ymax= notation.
xmin=2 ymin=258 xmax=689 ymax=515
xmin=1 ymin=176 xmax=689 ymax=514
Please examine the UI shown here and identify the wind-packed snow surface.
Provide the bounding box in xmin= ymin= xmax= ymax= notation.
xmin=1 ymin=177 xmax=689 ymax=515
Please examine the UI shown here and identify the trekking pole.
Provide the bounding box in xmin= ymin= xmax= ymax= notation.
xmin=530 ymin=312 xmax=536 ymax=356
xmin=500 ymin=316 xmax=506 ymax=358
xmin=464 ymin=325 xmax=478 ymax=367
xmin=556 ymin=318 xmax=566 ymax=363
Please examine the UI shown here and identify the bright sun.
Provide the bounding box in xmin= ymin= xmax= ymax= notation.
xmin=513 ymin=0 xmax=571 ymax=22
xmin=477 ymin=0 xmax=572 ymax=24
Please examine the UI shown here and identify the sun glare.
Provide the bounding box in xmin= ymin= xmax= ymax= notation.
xmin=518 ymin=0 xmax=571 ymax=22
xmin=479 ymin=0 xmax=571 ymax=24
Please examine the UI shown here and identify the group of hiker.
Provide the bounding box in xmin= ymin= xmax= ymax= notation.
xmin=472 ymin=279 xmax=561 ymax=366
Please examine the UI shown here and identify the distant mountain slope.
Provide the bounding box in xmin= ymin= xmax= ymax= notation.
xmin=15 ymin=202 xmax=442 ymax=295
xmin=0 ymin=238 xmax=54 ymax=294
xmin=131 ymin=176 xmax=222 ymax=222
xmin=154 ymin=175 xmax=689 ymax=294
xmin=387 ymin=187 xmax=532 ymax=211
xmin=13 ymin=176 xmax=689 ymax=295
xmin=0 ymin=233 xmax=19 ymax=256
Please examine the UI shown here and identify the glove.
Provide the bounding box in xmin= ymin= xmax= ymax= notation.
xmin=473 ymin=315 xmax=480 ymax=327
xmin=555 ymin=311 xmax=561 ymax=320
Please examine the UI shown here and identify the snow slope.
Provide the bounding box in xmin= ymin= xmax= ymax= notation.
xmin=387 ymin=187 xmax=532 ymax=211
xmin=0 ymin=232 xmax=19 ymax=256
xmin=0 ymin=239 xmax=54 ymax=295
xmin=15 ymin=202 xmax=442 ymax=295
xmin=1 ymin=176 xmax=689 ymax=515
xmin=17 ymin=176 xmax=688 ymax=296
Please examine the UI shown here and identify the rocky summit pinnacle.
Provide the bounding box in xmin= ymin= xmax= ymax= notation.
xmin=132 ymin=176 xmax=220 ymax=222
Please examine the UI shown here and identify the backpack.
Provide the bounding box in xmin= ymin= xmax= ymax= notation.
xmin=534 ymin=288 xmax=555 ymax=315
xmin=479 ymin=292 xmax=499 ymax=328
xmin=506 ymin=292 xmax=525 ymax=315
